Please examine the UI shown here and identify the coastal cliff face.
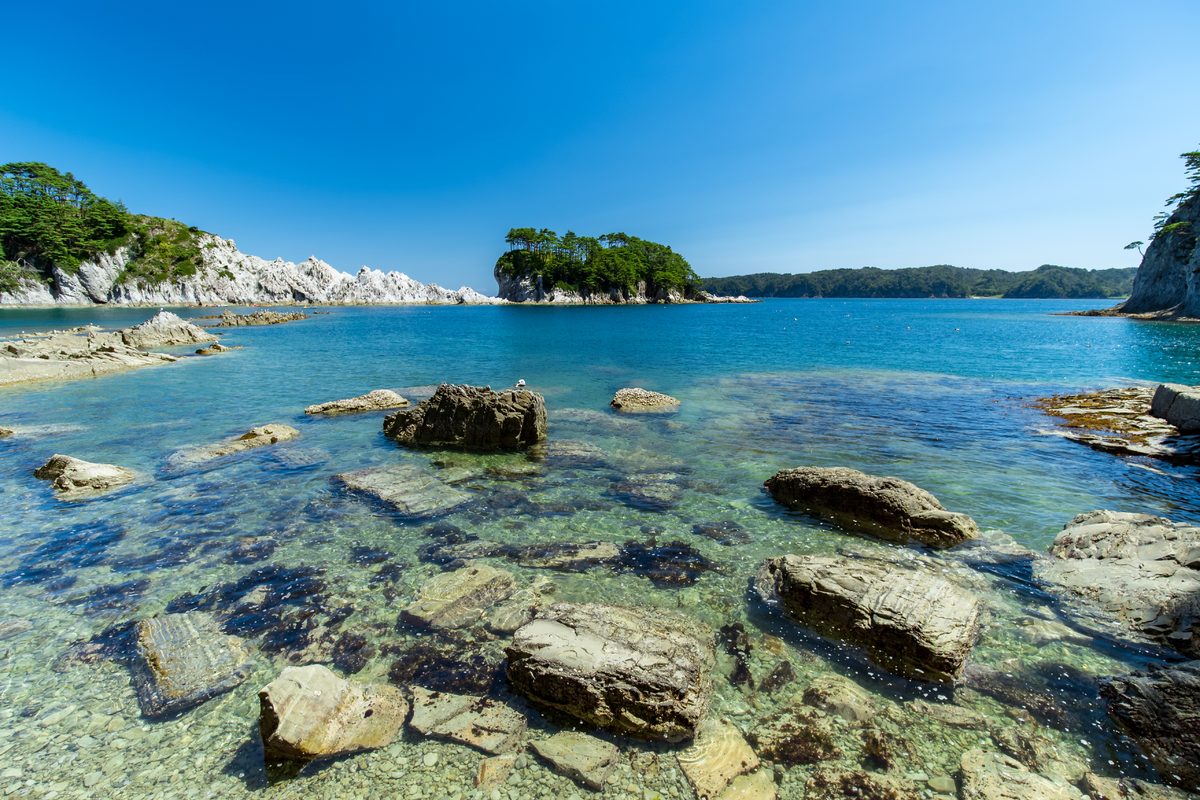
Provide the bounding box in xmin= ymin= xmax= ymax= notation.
xmin=0 ymin=235 xmax=502 ymax=306
xmin=1117 ymin=194 xmax=1200 ymax=316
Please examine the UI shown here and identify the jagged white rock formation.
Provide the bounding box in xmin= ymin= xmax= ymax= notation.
xmin=0 ymin=235 xmax=504 ymax=306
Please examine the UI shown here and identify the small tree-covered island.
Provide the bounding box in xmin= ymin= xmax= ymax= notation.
xmin=494 ymin=227 xmax=750 ymax=303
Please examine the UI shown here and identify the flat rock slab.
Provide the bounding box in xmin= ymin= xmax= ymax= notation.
xmin=1032 ymin=387 xmax=1200 ymax=460
xmin=802 ymin=674 xmax=875 ymax=723
xmin=1036 ymin=510 xmax=1200 ymax=658
xmin=0 ymin=329 xmax=177 ymax=387
xmin=212 ymin=309 xmax=309 ymax=327
xmin=401 ymin=564 xmax=515 ymax=629
xmin=131 ymin=612 xmax=250 ymax=718
xmin=120 ymin=312 xmax=216 ymax=348
xmin=34 ymin=454 xmax=136 ymax=497
xmin=333 ymin=463 xmax=472 ymax=518
xmin=258 ymin=664 xmax=408 ymax=760
xmin=909 ymin=698 xmax=988 ymax=729
xmin=677 ymin=719 xmax=760 ymax=799
xmin=529 ymin=732 xmax=619 ymax=790
xmin=1082 ymin=772 xmax=1196 ymax=800
xmin=408 ymin=686 xmax=526 ymax=754
xmin=1100 ymin=660 xmax=1200 ymax=792
xmin=474 ymin=754 xmax=517 ymax=788
xmin=717 ymin=769 xmax=777 ymax=800
xmin=609 ymin=472 xmax=685 ymax=510
xmin=384 ymin=383 xmax=546 ymax=449
xmin=756 ymin=555 xmax=981 ymax=682
xmin=959 ymin=748 xmax=1074 ymax=800
xmin=764 ymin=466 xmax=977 ymax=548
xmin=170 ymin=424 xmax=299 ymax=468
xmin=305 ymin=389 xmax=409 ymax=415
xmin=611 ymin=387 xmax=681 ymax=412
xmin=506 ymin=602 xmax=715 ymax=741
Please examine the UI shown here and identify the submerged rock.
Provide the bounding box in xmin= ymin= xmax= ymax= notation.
xmin=615 ymin=540 xmax=720 ymax=588
xmin=169 ymin=424 xmax=299 ymax=467
xmin=802 ymin=674 xmax=875 ymax=723
xmin=530 ymin=732 xmax=620 ymax=790
xmin=747 ymin=703 xmax=840 ymax=767
xmin=676 ymin=719 xmax=760 ymax=799
xmin=258 ymin=664 xmax=409 ymax=760
xmin=408 ymin=686 xmax=526 ymax=755
xmin=401 ymin=564 xmax=515 ymax=630
xmin=693 ymin=519 xmax=750 ymax=545
xmin=959 ymin=747 xmax=1074 ymax=800
xmin=487 ymin=577 xmax=558 ymax=634
xmin=120 ymin=311 xmax=217 ymax=348
xmin=305 ymin=389 xmax=409 ymax=415
xmin=1100 ymin=660 xmax=1200 ymax=792
xmin=804 ymin=770 xmax=917 ymax=800
xmin=34 ymin=454 xmax=136 ymax=497
xmin=1036 ymin=510 xmax=1200 ymax=658
xmin=131 ymin=612 xmax=251 ymax=718
xmin=332 ymin=463 xmax=472 ymax=518
xmin=763 ymin=466 xmax=978 ymax=548
xmin=387 ymin=640 xmax=500 ymax=694
xmin=506 ymin=602 xmax=715 ymax=741
xmin=609 ymin=472 xmax=685 ymax=510
xmin=611 ymin=387 xmax=681 ymax=412
xmin=756 ymin=555 xmax=981 ymax=681
xmin=383 ymin=383 xmax=546 ymax=449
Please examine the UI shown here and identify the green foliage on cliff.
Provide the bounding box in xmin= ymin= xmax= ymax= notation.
xmin=497 ymin=227 xmax=700 ymax=294
xmin=0 ymin=162 xmax=208 ymax=291
xmin=700 ymin=264 xmax=1137 ymax=299
xmin=1150 ymin=146 xmax=1200 ymax=242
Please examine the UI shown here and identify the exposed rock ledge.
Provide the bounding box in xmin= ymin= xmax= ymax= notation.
xmin=494 ymin=265 xmax=754 ymax=304
xmin=0 ymin=325 xmax=179 ymax=386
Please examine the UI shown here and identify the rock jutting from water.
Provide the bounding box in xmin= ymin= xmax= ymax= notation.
xmin=529 ymin=732 xmax=620 ymax=790
xmin=333 ymin=463 xmax=473 ymax=518
xmin=209 ymin=309 xmax=309 ymax=327
xmin=0 ymin=326 xmax=179 ymax=386
xmin=506 ymin=602 xmax=715 ymax=741
xmin=119 ymin=311 xmax=217 ymax=348
xmin=33 ymin=454 xmax=136 ymax=497
xmin=1035 ymin=510 xmax=1199 ymax=657
xmin=400 ymin=564 xmax=515 ymax=629
xmin=304 ymin=389 xmax=409 ymax=415
xmin=755 ymin=554 xmax=981 ymax=682
xmin=258 ymin=664 xmax=409 ymax=761
xmin=763 ymin=466 xmax=978 ymax=548
xmin=408 ymin=686 xmax=527 ymax=755
xmin=610 ymin=387 xmax=681 ymax=412
xmin=169 ymin=424 xmax=299 ymax=468
xmin=1100 ymin=660 xmax=1200 ymax=792
xmin=383 ymin=383 xmax=547 ymax=449
xmin=130 ymin=612 xmax=251 ymax=718
xmin=1150 ymin=383 xmax=1200 ymax=433
xmin=1030 ymin=387 xmax=1194 ymax=460
xmin=195 ymin=342 xmax=240 ymax=355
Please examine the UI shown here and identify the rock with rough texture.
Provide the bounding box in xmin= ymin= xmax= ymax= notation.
xmin=1111 ymin=192 xmax=1200 ymax=318
xmin=909 ymin=698 xmax=987 ymax=729
xmin=747 ymin=703 xmax=840 ymax=767
xmin=801 ymin=674 xmax=875 ymax=723
xmin=211 ymin=309 xmax=309 ymax=327
xmin=959 ymin=748 xmax=1074 ymax=800
xmin=1150 ymin=383 xmax=1200 ymax=433
xmin=1082 ymin=772 xmax=1196 ymax=800
xmin=677 ymin=719 xmax=760 ymax=799
xmin=170 ymin=424 xmax=299 ymax=468
xmin=258 ymin=664 xmax=409 ymax=760
xmin=305 ymin=389 xmax=409 ymax=415
xmin=529 ymin=732 xmax=619 ymax=790
xmin=401 ymin=565 xmax=515 ymax=629
xmin=120 ymin=311 xmax=218 ymax=348
xmin=408 ymin=686 xmax=526 ymax=754
xmin=611 ymin=387 xmax=681 ymax=412
xmin=804 ymin=770 xmax=915 ymax=800
xmin=487 ymin=576 xmax=558 ymax=634
xmin=718 ymin=770 xmax=777 ymax=800
xmin=383 ymin=383 xmax=546 ymax=449
xmin=0 ymin=427 xmax=11 ymax=437
xmin=474 ymin=755 xmax=517 ymax=788
xmin=506 ymin=602 xmax=715 ymax=741
xmin=755 ymin=555 xmax=981 ymax=682
xmin=332 ymin=463 xmax=472 ymax=518
xmin=609 ymin=472 xmax=685 ymax=510
xmin=0 ymin=328 xmax=178 ymax=386
xmin=34 ymin=454 xmax=136 ymax=497
xmin=1036 ymin=510 xmax=1200 ymax=657
xmin=1100 ymin=660 xmax=1200 ymax=792
xmin=131 ymin=612 xmax=251 ymax=718
xmin=764 ymin=466 xmax=978 ymax=548
xmin=195 ymin=342 xmax=240 ymax=355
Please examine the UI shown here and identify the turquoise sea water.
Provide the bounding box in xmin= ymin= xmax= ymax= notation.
xmin=0 ymin=298 xmax=1197 ymax=799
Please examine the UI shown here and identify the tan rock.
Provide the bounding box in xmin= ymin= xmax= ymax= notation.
xmin=474 ymin=755 xmax=517 ymax=788
xmin=384 ymin=383 xmax=546 ymax=449
xmin=529 ymin=732 xmax=619 ymax=790
xmin=169 ymin=424 xmax=299 ymax=468
xmin=801 ymin=675 xmax=875 ymax=723
xmin=33 ymin=454 xmax=136 ymax=497
xmin=959 ymin=748 xmax=1073 ymax=800
xmin=910 ymin=698 xmax=988 ymax=728
xmin=611 ymin=387 xmax=681 ymax=412
xmin=333 ymin=463 xmax=472 ymax=518
xmin=195 ymin=343 xmax=241 ymax=355
xmin=131 ymin=612 xmax=250 ymax=718
xmin=401 ymin=565 xmax=515 ymax=630
xmin=408 ymin=686 xmax=526 ymax=754
xmin=120 ymin=312 xmax=217 ymax=348
xmin=718 ymin=770 xmax=777 ymax=800
xmin=305 ymin=389 xmax=409 ymax=415
xmin=677 ymin=719 xmax=760 ymax=799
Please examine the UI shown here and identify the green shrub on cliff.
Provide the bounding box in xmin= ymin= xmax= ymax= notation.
xmin=497 ymin=227 xmax=700 ymax=295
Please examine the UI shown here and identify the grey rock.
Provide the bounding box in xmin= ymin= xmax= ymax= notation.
xmin=487 ymin=577 xmax=558 ymax=634
xmin=305 ymin=389 xmax=409 ymax=415
xmin=195 ymin=342 xmax=240 ymax=355
xmin=1081 ymin=772 xmax=1196 ymax=800
xmin=401 ymin=564 xmax=515 ymax=629
xmin=258 ymin=664 xmax=409 ymax=760
xmin=909 ymin=698 xmax=987 ymax=729
xmin=958 ymin=747 xmax=1074 ymax=800
xmin=529 ymin=732 xmax=619 ymax=790
xmin=1112 ymin=193 xmax=1200 ymax=318
xmin=34 ymin=454 xmax=136 ymax=497
xmin=763 ymin=466 xmax=978 ymax=548
xmin=131 ymin=612 xmax=251 ymax=718
xmin=408 ymin=686 xmax=526 ymax=754
xmin=755 ymin=555 xmax=981 ymax=681
xmin=506 ymin=602 xmax=715 ymax=741
xmin=1100 ymin=660 xmax=1200 ymax=792
xmin=333 ymin=463 xmax=472 ymax=518
xmin=120 ymin=311 xmax=217 ymax=348
xmin=383 ymin=383 xmax=546 ymax=449
xmin=1149 ymin=383 xmax=1200 ymax=431
xmin=212 ymin=309 xmax=309 ymax=327
xmin=610 ymin=472 xmax=685 ymax=510
xmin=802 ymin=674 xmax=875 ymax=723
xmin=1036 ymin=510 xmax=1200 ymax=657
xmin=611 ymin=388 xmax=681 ymax=412
xmin=169 ymin=424 xmax=299 ymax=468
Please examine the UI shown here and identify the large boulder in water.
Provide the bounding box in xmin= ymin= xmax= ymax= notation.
xmin=34 ymin=454 xmax=136 ymax=497
xmin=120 ymin=311 xmax=217 ymax=348
xmin=1149 ymin=383 xmax=1200 ymax=433
xmin=755 ymin=554 xmax=981 ymax=682
xmin=258 ymin=664 xmax=409 ymax=761
xmin=1100 ymin=660 xmax=1200 ymax=792
xmin=763 ymin=466 xmax=977 ymax=548
xmin=131 ymin=612 xmax=251 ymax=717
xmin=383 ymin=383 xmax=546 ymax=449
xmin=506 ymin=602 xmax=715 ymax=741
xmin=1035 ymin=510 xmax=1200 ymax=658
xmin=400 ymin=564 xmax=515 ymax=629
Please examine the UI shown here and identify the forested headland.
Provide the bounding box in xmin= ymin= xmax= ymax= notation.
xmin=496 ymin=227 xmax=701 ymax=295
xmin=0 ymin=162 xmax=213 ymax=293
xmin=699 ymin=264 xmax=1138 ymax=299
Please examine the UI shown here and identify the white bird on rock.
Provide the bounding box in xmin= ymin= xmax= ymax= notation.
xmin=515 ymin=379 xmax=526 ymax=387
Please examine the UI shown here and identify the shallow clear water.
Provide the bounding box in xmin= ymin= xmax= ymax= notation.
xmin=0 ymin=299 xmax=1197 ymax=800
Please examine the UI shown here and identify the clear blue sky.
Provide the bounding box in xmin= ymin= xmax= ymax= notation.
xmin=4 ymin=1 xmax=1199 ymax=291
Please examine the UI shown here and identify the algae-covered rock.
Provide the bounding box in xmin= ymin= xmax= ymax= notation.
xmin=131 ymin=612 xmax=250 ymax=718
